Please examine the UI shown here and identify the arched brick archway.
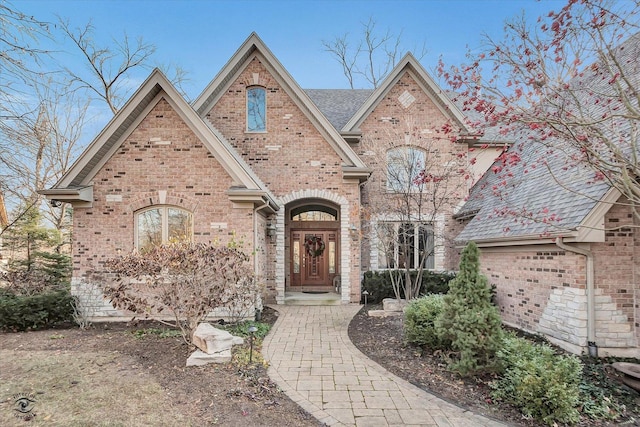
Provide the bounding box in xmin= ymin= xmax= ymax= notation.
xmin=275 ymin=189 xmax=351 ymax=304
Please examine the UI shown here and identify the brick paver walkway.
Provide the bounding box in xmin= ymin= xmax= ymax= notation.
xmin=262 ymin=305 xmax=508 ymax=427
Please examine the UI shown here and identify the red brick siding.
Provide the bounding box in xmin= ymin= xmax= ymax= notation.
xmin=592 ymin=195 xmax=638 ymax=341
xmin=479 ymin=247 xmax=586 ymax=333
xmin=74 ymin=97 xmax=254 ymax=280
xmin=356 ymin=72 xmax=468 ymax=271
xmin=206 ymin=56 xmax=362 ymax=300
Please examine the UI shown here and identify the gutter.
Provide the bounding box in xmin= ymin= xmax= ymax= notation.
xmin=555 ymin=237 xmax=598 ymax=356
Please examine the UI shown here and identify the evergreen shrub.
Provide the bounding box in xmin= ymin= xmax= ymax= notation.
xmin=404 ymin=294 xmax=449 ymax=349
xmin=492 ymin=334 xmax=582 ymax=425
xmin=437 ymin=242 xmax=503 ymax=375
xmin=0 ymin=289 xmax=74 ymax=331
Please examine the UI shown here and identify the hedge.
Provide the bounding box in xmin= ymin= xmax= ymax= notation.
xmin=0 ymin=289 xmax=74 ymax=331
xmin=361 ymin=270 xmax=454 ymax=303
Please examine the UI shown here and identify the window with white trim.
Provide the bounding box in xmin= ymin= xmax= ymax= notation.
xmin=377 ymin=222 xmax=434 ymax=269
xmin=135 ymin=206 xmax=193 ymax=252
xmin=386 ymin=147 xmax=425 ymax=192
xmin=247 ymin=86 xmax=266 ymax=132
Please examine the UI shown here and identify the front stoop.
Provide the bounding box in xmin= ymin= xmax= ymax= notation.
xmin=284 ymin=291 xmax=342 ymax=306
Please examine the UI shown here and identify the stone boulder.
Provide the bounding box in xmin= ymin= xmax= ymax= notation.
xmin=192 ymin=322 xmax=244 ymax=355
xmin=186 ymin=349 xmax=232 ymax=366
xmin=382 ymin=298 xmax=408 ymax=312
xmin=187 ymin=322 xmax=245 ymax=366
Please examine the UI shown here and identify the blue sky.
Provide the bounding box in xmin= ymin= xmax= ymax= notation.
xmin=18 ymin=0 xmax=565 ymax=98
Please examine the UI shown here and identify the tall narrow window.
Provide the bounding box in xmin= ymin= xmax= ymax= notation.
xmin=247 ymin=86 xmax=266 ymax=132
xmin=387 ymin=147 xmax=425 ymax=192
xmin=135 ymin=206 xmax=193 ymax=252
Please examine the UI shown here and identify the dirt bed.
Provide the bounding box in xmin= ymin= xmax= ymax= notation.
xmin=0 ymin=308 xmax=322 ymax=427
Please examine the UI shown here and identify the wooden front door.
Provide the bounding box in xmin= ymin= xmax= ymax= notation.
xmin=291 ymin=230 xmax=337 ymax=289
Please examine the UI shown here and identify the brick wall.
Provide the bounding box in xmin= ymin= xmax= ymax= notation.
xmin=73 ymin=97 xmax=254 ymax=315
xmin=355 ymin=72 xmax=468 ymax=272
xmin=591 ymin=195 xmax=638 ymax=346
xmin=479 ymin=202 xmax=638 ymax=353
xmin=205 ymin=56 xmax=362 ymax=301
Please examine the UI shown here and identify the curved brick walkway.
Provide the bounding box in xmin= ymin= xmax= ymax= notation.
xmin=262 ymin=305 xmax=508 ymax=427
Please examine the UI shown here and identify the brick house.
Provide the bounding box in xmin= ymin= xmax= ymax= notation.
xmin=42 ymin=33 xmax=494 ymax=315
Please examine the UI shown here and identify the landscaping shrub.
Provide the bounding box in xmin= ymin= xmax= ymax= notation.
xmin=0 ymin=289 xmax=74 ymax=331
xmin=361 ymin=270 xmax=454 ymax=303
xmin=404 ymin=294 xmax=449 ymax=349
xmin=436 ymin=242 xmax=503 ymax=376
xmin=102 ymin=242 xmax=261 ymax=345
xmin=491 ymin=335 xmax=582 ymax=425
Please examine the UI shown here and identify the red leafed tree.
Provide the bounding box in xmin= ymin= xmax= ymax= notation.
xmin=439 ymin=0 xmax=640 ymax=224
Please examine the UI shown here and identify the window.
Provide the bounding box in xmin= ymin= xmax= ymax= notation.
xmin=387 ymin=147 xmax=425 ymax=192
xmin=291 ymin=205 xmax=338 ymax=222
xmin=247 ymin=86 xmax=266 ymax=132
xmin=135 ymin=206 xmax=193 ymax=252
xmin=377 ymin=222 xmax=434 ymax=269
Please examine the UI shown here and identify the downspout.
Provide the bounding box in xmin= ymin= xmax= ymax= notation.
xmin=254 ymin=197 xmax=271 ymax=273
xmin=253 ymin=197 xmax=271 ymax=321
xmin=555 ymin=237 xmax=598 ymax=357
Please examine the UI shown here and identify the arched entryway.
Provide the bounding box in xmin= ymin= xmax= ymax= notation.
xmin=276 ymin=190 xmax=352 ymax=304
xmin=289 ymin=203 xmax=339 ymax=291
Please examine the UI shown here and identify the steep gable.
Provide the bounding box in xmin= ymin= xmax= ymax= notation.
xmin=193 ymin=33 xmax=369 ymax=181
xmin=41 ymin=69 xmax=277 ymax=211
xmin=343 ymin=53 xmax=473 ymax=139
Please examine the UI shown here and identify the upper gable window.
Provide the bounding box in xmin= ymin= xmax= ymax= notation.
xmin=135 ymin=206 xmax=193 ymax=252
xmin=387 ymin=147 xmax=426 ymax=192
xmin=247 ymin=86 xmax=266 ymax=132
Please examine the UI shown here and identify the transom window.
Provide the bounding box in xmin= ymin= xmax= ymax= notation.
xmin=291 ymin=205 xmax=338 ymax=222
xmin=247 ymin=86 xmax=266 ymax=132
xmin=387 ymin=147 xmax=425 ymax=192
xmin=377 ymin=222 xmax=434 ymax=269
xmin=135 ymin=206 xmax=193 ymax=252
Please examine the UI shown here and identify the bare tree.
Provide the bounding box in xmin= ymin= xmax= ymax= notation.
xmin=362 ymin=115 xmax=468 ymax=300
xmin=438 ymin=0 xmax=640 ymax=224
xmin=0 ymin=1 xmax=52 ymax=120
xmin=323 ymin=18 xmax=427 ymax=88
xmin=59 ymin=19 xmax=156 ymax=114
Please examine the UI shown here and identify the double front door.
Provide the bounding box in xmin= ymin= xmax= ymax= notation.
xmin=290 ymin=230 xmax=338 ymax=289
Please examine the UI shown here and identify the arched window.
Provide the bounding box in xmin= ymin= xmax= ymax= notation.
xmin=386 ymin=147 xmax=425 ymax=192
xmin=135 ymin=206 xmax=193 ymax=252
xmin=291 ymin=205 xmax=338 ymax=222
xmin=247 ymin=86 xmax=266 ymax=132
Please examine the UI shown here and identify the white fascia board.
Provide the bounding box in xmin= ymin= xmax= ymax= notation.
xmin=56 ymin=70 xmax=166 ymax=188
xmin=574 ymin=187 xmax=620 ymax=243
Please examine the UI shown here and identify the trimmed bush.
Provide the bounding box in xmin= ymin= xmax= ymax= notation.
xmin=361 ymin=270 xmax=454 ymax=303
xmin=404 ymin=294 xmax=449 ymax=349
xmin=0 ymin=289 xmax=74 ymax=331
xmin=492 ymin=335 xmax=582 ymax=425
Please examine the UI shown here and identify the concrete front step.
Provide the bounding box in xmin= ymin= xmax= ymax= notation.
xmin=284 ymin=291 xmax=342 ymax=306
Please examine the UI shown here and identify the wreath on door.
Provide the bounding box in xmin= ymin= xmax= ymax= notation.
xmin=304 ymin=236 xmax=326 ymax=258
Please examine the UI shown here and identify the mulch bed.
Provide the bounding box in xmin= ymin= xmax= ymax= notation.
xmin=348 ymin=304 xmax=640 ymax=427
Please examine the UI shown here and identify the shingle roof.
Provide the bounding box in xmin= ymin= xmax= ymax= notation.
xmin=305 ymin=89 xmax=373 ymax=130
xmin=457 ymin=33 xmax=640 ymax=242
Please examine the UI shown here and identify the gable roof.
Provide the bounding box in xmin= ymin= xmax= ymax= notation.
xmin=455 ymin=131 xmax=613 ymax=244
xmin=457 ymin=33 xmax=640 ymax=245
xmin=342 ymin=53 xmax=473 ymax=137
xmin=305 ymin=89 xmax=373 ymax=130
xmin=193 ymin=33 xmax=369 ymax=178
xmin=41 ymin=69 xmax=278 ymax=211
